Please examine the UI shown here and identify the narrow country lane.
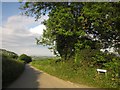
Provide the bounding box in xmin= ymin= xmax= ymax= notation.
xmin=8 ymin=64 xmax=92 ymax=88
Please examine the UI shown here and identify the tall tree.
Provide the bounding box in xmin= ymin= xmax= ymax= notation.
xmin=81 ymin=2 xmax=120 ymax=50
xmin=20 ymin=2 xmax=120 ymax=60
xmin=22 ymin=2 xmax=85 ymax=60
xmin=33 ymin=2 xmax=85 ymax=60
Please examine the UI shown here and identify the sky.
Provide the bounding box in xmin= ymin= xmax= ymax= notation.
xmin=1 ymin=2 xmax=54 ymax=56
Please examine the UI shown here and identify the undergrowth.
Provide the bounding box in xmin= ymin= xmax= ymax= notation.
xmin=31 ymin=56 xmax=119 ymax=89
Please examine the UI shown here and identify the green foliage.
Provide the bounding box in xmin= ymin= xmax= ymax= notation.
xmin=20 ymin=2 xmax=120 ymax=61
xmin=37 ymin=3 xmax=85 ymax=60
xmin=31 ymin=58 xmax=119 ymax=88
xmin=103 ymin=54 xmax=120 ymax=76
xmin=74 ymin=48 xmax=99 ymax=65
xmin=1 ymin=53 xmax=25 ymax=87
xmin=19 ymin=54 xmax=32 ymax=63
xmin=82 ymin=2 xmax=120 ymax=49
xmin=75 ymin=49 xmax=120 ymax=88
xmin=0 ymin=49 xmax=18 ymax=59
xmin=20 ymin=2 xmax=87 ymax=60
xmin=75 ymin=36 xmax=102 ymax=51
xmin=1 ymin=49 xmax=25 ymax=87
xmin=20 ymin=2 xmax=120 ymax=88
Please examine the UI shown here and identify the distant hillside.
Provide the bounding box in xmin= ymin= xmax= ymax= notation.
xmin=31 ymin=56 xmax=55 ymax=60
xmin=0 ymin=49 xmax=18 ymax=59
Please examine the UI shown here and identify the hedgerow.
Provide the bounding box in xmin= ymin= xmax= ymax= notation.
xmin=1 ymin=53 xmax=25 ymax=87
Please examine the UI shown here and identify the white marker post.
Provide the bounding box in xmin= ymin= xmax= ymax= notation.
xmin=97 ymin=69 xmax=107 ymax=75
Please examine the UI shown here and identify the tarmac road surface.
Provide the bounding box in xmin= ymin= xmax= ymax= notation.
xmin=8 ymin=64 xmax=92 ymax=88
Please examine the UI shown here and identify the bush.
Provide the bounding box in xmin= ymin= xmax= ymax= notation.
xmin=74 ymin=48 xmax=99 ymax=66
xmin=19 ymin=54 xmax=32 ymax=63
xmin=31 ymin=57 xmax=119 ymax=88
xmin=0 ymin=49 xmax=18 ymax=59
xmin=74 ymin=48 xmax=120 ymax=88
xmin=2 ymin=54 xmax=25 ymax=87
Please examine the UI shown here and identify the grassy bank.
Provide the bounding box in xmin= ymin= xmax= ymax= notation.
xmin=31 ymin=58 xmax=119 ymax=88
xmin=2 ymin=54 xmax=25 ymax=87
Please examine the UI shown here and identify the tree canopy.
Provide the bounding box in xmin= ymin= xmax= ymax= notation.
xmin=0 ymin=49 xmax=18 ymax=59
xmin=82 ymin=2 xmax=120 ymax=49
xmin=19 ymin=54 xmax=32 ymax=63
xmin=20 ymin=2 xmax=120 ymax=60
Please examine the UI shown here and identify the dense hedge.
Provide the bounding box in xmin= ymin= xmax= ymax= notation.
xmin=2 ymin=54 xmax=25 ymax=87
xmin=0 ymin=49 xmax=18 ymax=59
xmin=19 ymin=54 xmax=32 ymax=63
xmin=31 ymin=56 xmax=120 ymax=88
xmin=75 ymin=48 xmax=120 ymax=88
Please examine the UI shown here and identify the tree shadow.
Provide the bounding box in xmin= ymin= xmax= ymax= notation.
xmin=5 ymin=64 xmax=42 ymax=88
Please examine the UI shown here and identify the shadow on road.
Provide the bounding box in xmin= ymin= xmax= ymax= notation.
xmin=7 ymin=64 xmax=41 ymax=88
xmin=3 ymin=64 xmax=92 ymax=89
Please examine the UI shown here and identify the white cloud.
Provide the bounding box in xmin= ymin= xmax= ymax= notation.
xmin=2 ymin=15 xmax=36 ymax=36
xmin=0 ymin=27 xmax=2 ymax=49
xmin=29 ymin=25 xmax=46 ymax=35
xmin=17 ymin=46 xmax=54 ymax=56
xmin=2 ymin=15 xmax=48 ymax=36
xmin=2 ymin=15 xmax=54 ymax=56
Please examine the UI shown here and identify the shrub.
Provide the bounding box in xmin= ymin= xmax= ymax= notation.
xmin=19 ymin=54 xmax=32 ymax=63
xmin=0 ymin=49 xmax=18 ymax=59
xmin=74 ymin=48 xmax=120 ymax=88
xmin=31 ymin=57 xmax=119 ymax=88
xmin=2 ymin=54 xmax=25 ymax=87
xmin=74 ymin=48 xmax=99 ymax=66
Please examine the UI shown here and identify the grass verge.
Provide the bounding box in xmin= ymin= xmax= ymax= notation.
xmin=30 ymin=58 xmax=119 ymax=88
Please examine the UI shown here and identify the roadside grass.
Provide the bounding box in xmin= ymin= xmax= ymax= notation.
xmin=31 ymin=58 xmax=119 ymax=88
xmin=2 ymin=54 xmax=25 ymax=87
